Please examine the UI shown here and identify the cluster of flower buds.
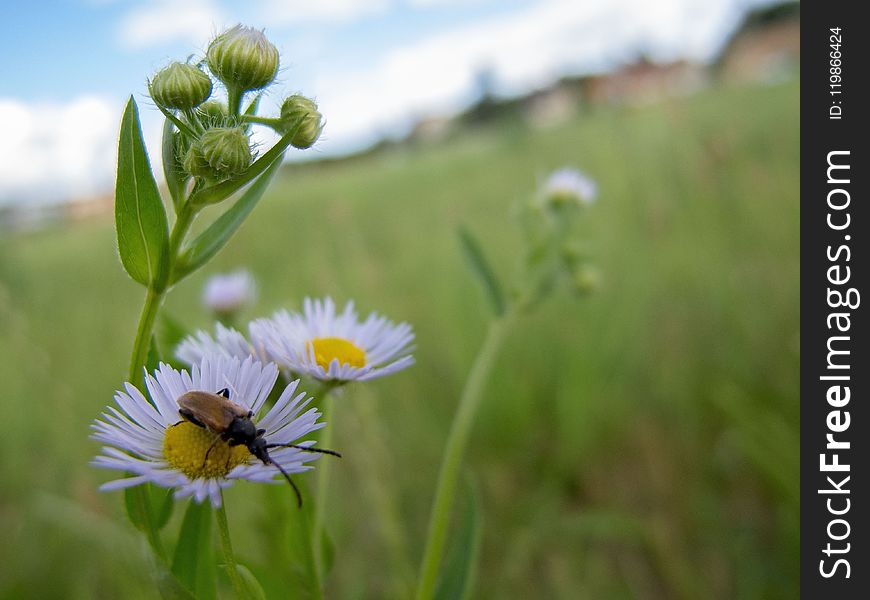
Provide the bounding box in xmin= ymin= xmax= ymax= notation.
xmin=515 ymin=167 xmax=601 ymax=307
xmin=559 ymin=240 xmax=599 ymax=296
xmin=148 ymin=25 xmax=324 ymax=184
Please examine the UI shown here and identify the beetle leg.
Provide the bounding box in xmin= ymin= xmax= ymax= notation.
xmin=201 ymin=434 xmax=222 ymax=468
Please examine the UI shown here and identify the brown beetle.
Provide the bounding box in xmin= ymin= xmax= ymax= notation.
xmin=177 ymin=388 xmax=340 ymax=506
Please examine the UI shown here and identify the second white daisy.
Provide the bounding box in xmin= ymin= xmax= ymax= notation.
xmin=249 ymin=297 xmax=415 ymax=383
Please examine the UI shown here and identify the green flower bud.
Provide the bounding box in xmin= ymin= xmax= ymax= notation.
xmin=279 ymin=95 xmax=323 ymax=149
xmin=150 ymin=62 xmax=212 ymax=110
xmin=571 ymin=265 xmax=600 ymax=297
xmin=198 ymin=100 xmax=228 ymax=121
xmin=183 ymin=143 xmax=213 ymax=179
xmin=560 ymin=241 xmax=589 ymax=267
xmin=207 ymin=25 xmax=279 ymax=92
xmin=194 ymin=100 xmax=230 ymax=129
xmin=183 ymin=127 xmax=252 ymax=180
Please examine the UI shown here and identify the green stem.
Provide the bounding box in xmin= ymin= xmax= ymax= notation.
xmin=227 ymin=86 xmax=243 ymax=117
xmin=240 ymin=114 xmax=281 ymax=129
xmin=312 ymin=392 xmax=334 ymax=587
xmin=415 ymin=316 xmax=513 ymax=600
xmin=128 ymin=287 xmax=164 ymax=387
xmin=168 ymin=204 xmax=196 ymax=264
xmin=124 ymin=204 xmax=198 ymax=580
xmin=126 ymin=204 xmax=196 ymax=386
xmin=216 ymin=495 xmax=247 ymax=599
xmin=137 ymin=486 xmax=168 ymax=562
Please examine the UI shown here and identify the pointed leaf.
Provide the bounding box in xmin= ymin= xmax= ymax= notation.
xmin=234 ymin=564 xmax=267 ymax=600
xmin=172 ymin=501 xmax=217 ymax=600
xmin=124 ymin=484 xmax=151 ymax=533
xmin=243 ymin=94 xmax=262 ymax=134
xmin=154 ymin=562 xmax=198 ymax=600
xmin=434 ymin=477 xmax=483 ymax=600
xmin=115 ymin=96 xmax=170 ymax=288
xmin=153 ymin=487 xmax=176 ymax=530
xmin=173 ymin=157 xmax=282 ymax=283
xmin=458 ymin=226 xmax=506 ymax=316
xmin=320 ymin=529 xmax=336 ymax=578
xmin=162 ymin=118 xmax=188 ymax=213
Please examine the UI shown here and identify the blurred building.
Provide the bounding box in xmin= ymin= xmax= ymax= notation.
xmin=715 ymin=1 xmax=800 ymax=84
xmin=582 ymin=58 xmax=708 ymax=106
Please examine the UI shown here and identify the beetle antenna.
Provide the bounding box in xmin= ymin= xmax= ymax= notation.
xmin=265 ymin=442 xmax=342 ymax=458
xmin=267 ymin=454 xmax=303 ymax=507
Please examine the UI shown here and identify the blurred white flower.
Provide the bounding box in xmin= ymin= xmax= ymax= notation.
xmin=203 ymin=270 xmax=256 ymax=315
xmin=542 ymin=167 xmax=598 ymax=206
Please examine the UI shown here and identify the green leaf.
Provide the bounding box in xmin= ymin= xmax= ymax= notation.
xmin=153 ymin=487 xmax=176 ymax=530
xmin=172 ymin=501 xmax=217 ymax=600
xmin=173 ymin=157 xmax=282 ymax=283
xmin=146 ymin=335 xmax=161 ymax=374
xmin=434 ymin=477 xmax=483 ymax=600
xmin=115 ymin=96 xmax=170 ymax=289
xmin=242 ymin=94 xmax=262 ymax=134
xmin=320 ymin=529 xmax=336 ymax=578
xmin=154 ymin=562 xmax=198 ymax=600
xmin=187 ymin=118 xmax=300 ymax=207
xmin=283 ymin=479 xmax=321 ymax=598
xmin=124 ymin=484 xmax=151 ymax=532
xmin=458 ymin=226 xmax=506 ymax=316
xmin=234 ymin=564 xmax=267 ymax=600
xmin=162 ymin=118 xmax=188 ymax=213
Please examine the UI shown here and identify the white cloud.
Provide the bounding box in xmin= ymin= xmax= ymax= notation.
xmin=257 ymin=0 xmax=391 ymax=25
xmin=118 ymin=0 xmax=226 ymax=49
xmin=0 ymin=96 xmax=122 ymax=204
xmin=406 ymin=0 xmax=490 ymax=7
xmin=309 ymin=0 xmax=742 ymax=154
xmin=1 ymin=0 xmax=759 ymax=204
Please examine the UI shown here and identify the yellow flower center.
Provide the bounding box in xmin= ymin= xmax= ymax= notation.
xmin=163 ymin=421 xmax=250 ymax=479
xmin=307 ymin=336 xmax=366 ymax=370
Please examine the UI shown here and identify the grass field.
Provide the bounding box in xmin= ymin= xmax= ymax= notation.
xmin=0 ymin=78 xmax=799 ymax=599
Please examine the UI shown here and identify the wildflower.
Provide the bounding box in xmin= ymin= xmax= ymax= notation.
xmin=184 ymin=126 xmax=253 ymax=181
xmin=250 ymin=297 xmax=415 ymax=383
xmin=542 ymin=167 xmax=598 ymax=207
xmin=176 ymin=323 xmax=255 ymax=366
xmin=207 ymin=25 xmax=279 ymax=93
xmin=279 ymin=95 xmax=323 ymax=149
xmin=149 ymin=62 xmax=213 ymax=111
xmin=203 ymin=270 xmax=257 ymax=316
xmin=92 ymin=355 xmax=324 ymax=507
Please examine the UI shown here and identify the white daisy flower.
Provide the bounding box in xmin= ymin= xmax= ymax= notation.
xmin=249 ymin=297 xmax=415 ymax=383
xmin=176 ymin=323 xmax=256 ymax=365
xmin=542 ymin=167 xmax=598 ymax=207
xmin=202 ymin=270 xmax=257 ymax=315
xmin=92 ymin=355 xmax=328 ymax=508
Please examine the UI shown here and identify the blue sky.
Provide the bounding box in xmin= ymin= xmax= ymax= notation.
xmin=0 ymin=0 xmax=773 ymax=205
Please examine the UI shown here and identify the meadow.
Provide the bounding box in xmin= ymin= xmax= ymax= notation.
xmin=0 ymin=78 xmax=799 ymax=599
